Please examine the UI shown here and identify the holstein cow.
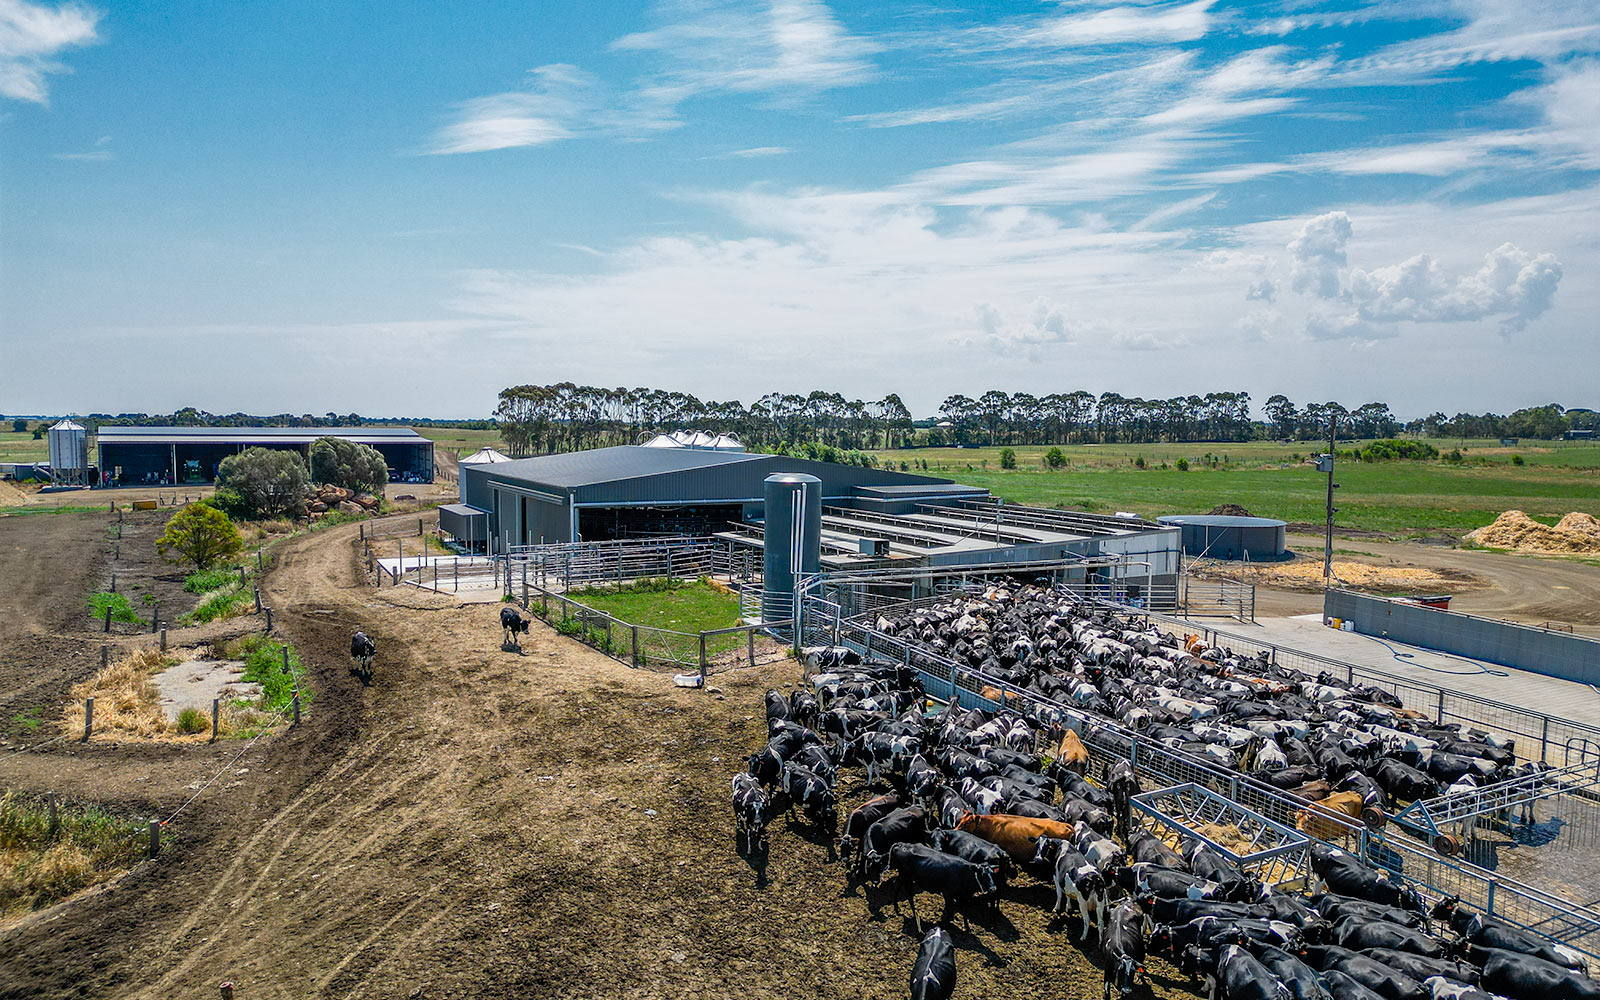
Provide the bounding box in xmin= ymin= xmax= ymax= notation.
xmin=1468 ymin=946 xmax=1600 ymax=1000
xmin=886 ymin=842 xmax=997 ymax=932
xmin=910 ymin=925 xmax=957 ymax=1000
xmin=349 ymin=631 xmax=376 ymax=686
xmin=1034 ymin=838 xmax=1108 ymax=939
xmin=837 ymin=792 xmax=902 ymax=874
xmin=1436 ymin=899 xmax=1591 ymax=974
xmin=500 ymin=605 xmax=531 ymax=651
xmin=730 ymin=773 xmax=770 ymax=853
xmin=1103 ymin=897 xmax=1149 ymax=1000
xmin=1207 ymin=943 xmax=1291 ymax=1000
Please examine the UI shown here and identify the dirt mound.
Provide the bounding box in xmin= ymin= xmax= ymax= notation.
xmin=0 ymin=479 xmax=33 ymax=507
xmin=1208 ymin=503 xmax=1252 ymax=517
xmin=1190 ymin=554 xmax=1480 ymax=595
xmin=1465 ymin=510 xmax=1600 ymax=554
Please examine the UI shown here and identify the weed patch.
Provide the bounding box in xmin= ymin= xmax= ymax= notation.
xmin=0 ymin=792 xmax=145 ymax=917
xmin=87 ymin=592 xmax=141 ymax=624
xmin=223 ymin=634 xmax=311 ymax=712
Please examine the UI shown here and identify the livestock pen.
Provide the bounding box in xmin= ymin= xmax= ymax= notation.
xmin=793 ymin=585 xmax=1600 ymax=962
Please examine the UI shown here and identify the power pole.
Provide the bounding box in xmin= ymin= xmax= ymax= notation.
xmin=1320 ymin=412 xmax=1340 ymax=590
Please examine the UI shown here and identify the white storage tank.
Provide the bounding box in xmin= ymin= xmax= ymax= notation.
xmin=47 ymin=419 xmax=89 ymax=486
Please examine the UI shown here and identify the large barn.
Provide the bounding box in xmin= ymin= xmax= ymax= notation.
xmin=96 ymin=426 xmax=434 ymax=486
xmin=451 ymin=445 xmax=1181 ymax=601
xmin=455 ymin=445 xmax=983 ymax=549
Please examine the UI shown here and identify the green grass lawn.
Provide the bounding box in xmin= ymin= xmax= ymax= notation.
xmin=870 ymin=440 xmax=1600 ymax=537
xmin=567 ymin=579 xmax=742 ymax=634
xmin=410 ymin=426 xmax=507 ymax=456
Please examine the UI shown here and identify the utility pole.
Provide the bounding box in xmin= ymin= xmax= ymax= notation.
xmin=1319 ymin=412 xmax=1341 ymax=589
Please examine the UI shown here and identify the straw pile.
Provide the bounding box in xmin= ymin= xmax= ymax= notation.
xmin=60 ymin=648 xmax=263 ymax=740
xmin=1466 ymin=510 xmax=1600 ymax=554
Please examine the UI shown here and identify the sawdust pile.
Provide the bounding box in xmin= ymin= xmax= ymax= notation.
xmin=1465 ymin=510 xmax=1600 ymax=554
xmin=1190 ymin=556 xmax=1476 ymax=594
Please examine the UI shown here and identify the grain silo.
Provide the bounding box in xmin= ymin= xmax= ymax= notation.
xmin=47 ymin=419 xmax=89 ymax=486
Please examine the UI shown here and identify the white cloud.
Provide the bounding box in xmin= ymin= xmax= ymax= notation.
xmin=1246 ymin=277 xmax=1277 ymax=302
xmin=1348 ymin=243 xmax=1563 ymax=333
xmin=612 ymin=0 xmax=876 ymax=105
xmin=0 ymin=0 xmax=99 ymax=104
xmin=1287 ymin=211 xmax=1352 ymax=299
xmin=1004 ymin=0 xmax=1215 ymax=49
xmin=1304 ymin=311 xmax=1391 ymax=342
xmin=729 ymin=145 xmax=790 ymax=158
xmin=428 ymin=65 xmax=593 ymax=154
xmin=967 ymin=296 xmax=1083 ymax=354
xmin=1335 ymin=0 xmax=1600 ymax=83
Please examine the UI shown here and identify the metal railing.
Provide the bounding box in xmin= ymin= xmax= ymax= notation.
xmin=519 ymin=581 xmax=788 ymax=676
xmin=504 ymin=536 xmax=758 ymax=592
xmin=1181 ymin=578 xmax=1256 ymax=622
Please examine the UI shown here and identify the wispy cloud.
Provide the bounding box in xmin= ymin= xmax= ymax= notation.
xmin=52 ymin=131 xmax=109 ymax=160
xmin=428 ymin=64 xmax=593 ymax=155
xmin=729 ymin=145 xmax=790 ymax=158
xmin=0 ymin=0 xmax=99 ymax=104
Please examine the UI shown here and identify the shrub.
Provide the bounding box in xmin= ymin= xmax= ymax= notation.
xmin=10 ymin=418 xmax=25 ymax=433
xmin=1045 ymin=447 xmax=1066 ymax=469
xmin=227 ymin=635 xmax=310 ymax=711
xmin=184 ymin=565 xmax=241 ymax=594
xmin=309 ymin=437 xmax=388 ymax=494
xmin=156 ymin=504 xmax=243 ymax=570
xmin=206 ymin=487 xmax=253 ymax=520
xmin=999 ymin=447 xmax=1017 ymax=470
xmin=1134 ymin=456 xmax=1146 ymax=469
xmin=216 ymin=448 xmax=310 ymax=518
xmin=1176 ymin=458 xmax=1189 ymax=471
xmin=1511 ymin=454 xmax=1525 ymax=466
xmin=175 ymin=707 xmax=208 ymax=735
xmin=1444 ymin=448 xmax=1464 ymax=463
xmin=87 ymin=591 xmax=141 ymax=624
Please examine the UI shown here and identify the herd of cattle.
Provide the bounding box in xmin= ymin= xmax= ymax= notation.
xmin=728 ymin=585 xmax=1593 ymax=1000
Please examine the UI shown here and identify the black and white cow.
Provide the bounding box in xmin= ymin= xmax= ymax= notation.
xmin=500 ymin=605 xmax=530 ymax=650
xmin=910 ymin=925 xmax=957 ymax=1000
xmin=1034 ymin=838 xmax=1107 ymax=939
xmin=1103 ymin=898 xmax=1148 ymax=1000
xmin=730 ymin=772 xmax=770 ymax=852
xmin=887 ymin=842 xmax=998 ymax=932
xmin=350 ymin=631 xmax=376 ymax=685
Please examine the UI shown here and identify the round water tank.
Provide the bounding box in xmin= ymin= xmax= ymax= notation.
xmin=762 ymin=473 xmax=821 ymax=623
xmin=1156 ymin=514 xmax=1288 ymax=561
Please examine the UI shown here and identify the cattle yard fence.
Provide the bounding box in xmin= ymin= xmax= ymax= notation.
xmin=503 ymin=536 xmax=758 ymax=592
xmin=516 ymin=581 xmax=788 ymax=678
xmin=796 ymin=590 xmax=1600 ymax=961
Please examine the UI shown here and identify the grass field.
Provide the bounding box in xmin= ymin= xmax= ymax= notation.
xmin=567 ymin=579 xmax=741 ymax=634
xmin=870 ymin=440 xmax=1600 ymax=537
xmin=0 ymin=430 xmax=48 ymax=464
xmin=410 ymin=426 xmax=506 ymax=456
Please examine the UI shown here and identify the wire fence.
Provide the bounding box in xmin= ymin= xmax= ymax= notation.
xmin=799 ymin=591 xmax=1600 ymax=960
xmin=505 ymin=536 xmax=758 ymax=592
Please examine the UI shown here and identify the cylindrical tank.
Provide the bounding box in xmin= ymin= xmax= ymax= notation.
xmin=47 ymin=419 xmax=89 ymax=486
xmin=762 ymin=473 xmax=821 ymax=624
xmin=1156 ymin=514 xmax=1288 ymax=560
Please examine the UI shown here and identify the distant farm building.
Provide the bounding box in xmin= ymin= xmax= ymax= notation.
xmin=96 ymin=426 xmax=434 ymax=486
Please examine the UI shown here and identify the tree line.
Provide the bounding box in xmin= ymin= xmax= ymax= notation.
xmin=493 ymin=383 xmax=1596 ymax=457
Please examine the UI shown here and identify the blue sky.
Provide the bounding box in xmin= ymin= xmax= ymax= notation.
xmin=2 ymin=0 xmax=1596 ymax=419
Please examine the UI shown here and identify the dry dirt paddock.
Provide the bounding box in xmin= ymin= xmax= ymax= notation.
xmin=0 ymin=516 xmax=1203 ymax=1000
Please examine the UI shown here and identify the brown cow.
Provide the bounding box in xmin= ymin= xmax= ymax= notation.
xmin=1296 ymin=790 xmax=1366 ymax=839
xmin=980 ymin=685 xmax=1008 ymax=703
xmin=956 ymin=813 xmax=1077 ymax=863
xmin=1056 ymin=730 xmax=1090 ymax=775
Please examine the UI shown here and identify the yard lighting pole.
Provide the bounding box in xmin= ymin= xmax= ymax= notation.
xmin=1319 ymin=412 xmax=1341 ymax=590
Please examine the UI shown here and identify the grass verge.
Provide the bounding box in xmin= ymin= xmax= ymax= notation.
xmin=87 ymin=591 xmax=141 ymax=625
xmin=221 ymin=634 xmax=311 ymax=713
xmin=0 ymin=791 xmax=145 ymax=918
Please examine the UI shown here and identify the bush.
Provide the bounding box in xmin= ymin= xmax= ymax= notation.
xmin=216 ymin=448 xmax=310 ymax=518
xmin=175 ymin=707 xmax=209 ymax=735
xmin=183 ymin=565 xmax=240 ymax=594
xmin=227 ymin=635 xmax=310 ymax=711
xmin=309 ymin=437 xmax=388 ymax=494
xmin=1176 ymin=458 xmax=1189 ymax=471
xmin=205 ymin=487 xmax=252 ymax=520
xmin=1045 ymin=447 xmax=1066 ymax=469
xmin=1444 ymin=448 xmax=1464 ymax=463
xmin=157 ymin=504 xmax=243 ymax=570
xmin=1345 ymin=439 xmax=1440 ymax=462
xmin=87 ymin=592 xmax=141 ymax=624
xmin=9 ymin=418 xmax=25 ymax=433
xmin=999 ymin=447 xmax=1017 ymax=469
xmin=1134 ymin=456 xmax=1146 ymax=469
xmin=1511 ymin=454 xmax=1525 ymax=466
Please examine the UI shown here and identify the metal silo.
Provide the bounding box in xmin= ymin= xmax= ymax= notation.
xmin=47 ymin=419 xmax=89 ymax=486
xmin=762 ymin=473 xmax=821 ymax=625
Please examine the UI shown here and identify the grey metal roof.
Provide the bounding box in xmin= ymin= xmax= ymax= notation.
xmin=438 ymin=503 xmax=486 ymax=517
xmin=1157 ymin=514 xmax=1287 ymax=528
xmin=484 ymin=445 xmax=766 ymax=489
xmin=855 ymin=483 xmax=989 ymax=496
xmin=97 ymin=426 xmax=429 ymax=446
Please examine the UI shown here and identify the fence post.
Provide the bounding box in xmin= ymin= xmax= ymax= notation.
xmin=110 ymin=572 xmax=116 ymax=593
xmin=148 ymin=820 xmax=160 ymax=858
xmin=418 ymin=517 xmax=423 ymax=537
xmin=265 ymin=607 xmax=273 ymax=632
xmin=1541 ymin=717 xmax=1550 ymax=764
xmin=292 ymin=690 xmax=301 ymax=726
xmin=83 ymin=697 xmax=94 ymax=741
xmin=360 ymin=523 xmax=364 ymax=541
xmin=160 ymin=627 xmax=167 ymax=652
xmin=699 ymin=633 xmax=708 ymax=687
xmin=101 ymin=645 xmax=109 ymax=670
xmin=211 ymin=698 xmax=220 ymax=742
xmin=47 ymin=792 xmax=59 ymax=839
xmin=1436 ymin=690 xmax=1445 ymax=725
xmin=748 ymin=626 xmax=755 ymax=668
xmin=104 ymin=606 xmax=112 ymax=633
xmin=151 ymin=605 xmax=160 ymax=633
xmin=633 ymin=625 xmax=640 ymax=667
xmin=254 ymin=587 xmax=261 ymax=612
xmin=238 ymin=565 xmax=247 ymax=589
xmin=455 ymin=558 xmax=460 ymax=592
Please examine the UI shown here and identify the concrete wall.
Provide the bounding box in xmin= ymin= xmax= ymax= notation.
xmin=1324 ymin=589 xmax=1600 ymax=684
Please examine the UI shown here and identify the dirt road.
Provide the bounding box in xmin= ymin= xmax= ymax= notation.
xmin=1 ymin=517 xmax=1196 ymax=1000
xmin=1240 ymin=534 xmax=1600 ymax=634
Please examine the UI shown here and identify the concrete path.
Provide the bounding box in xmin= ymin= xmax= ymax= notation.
xmin=1241 ymin=614 xmax=1600 ymax=730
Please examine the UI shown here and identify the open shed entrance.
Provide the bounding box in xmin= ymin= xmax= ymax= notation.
xmin=578 ymin=504 xmax=745 ymax=542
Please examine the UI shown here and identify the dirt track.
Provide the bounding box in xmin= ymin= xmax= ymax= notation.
xmin=0 ymin=516 xmax=1200 ymax=999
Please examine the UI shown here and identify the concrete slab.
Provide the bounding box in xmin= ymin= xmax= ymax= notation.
xmin=154 ymin=658 xmax=260 ymax=721
xmin=1240 ymin=615 xmax=1600 ymax=730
